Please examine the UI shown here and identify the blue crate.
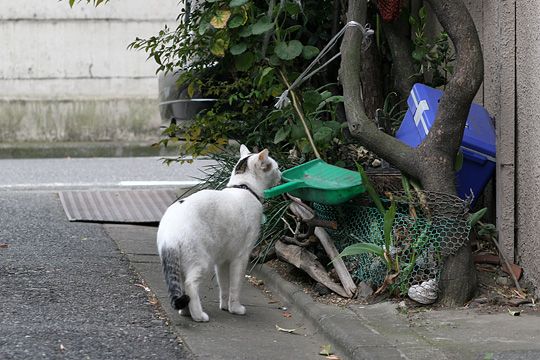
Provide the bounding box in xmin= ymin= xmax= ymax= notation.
xmin=395 ymin=84 xmax=496 ymax=204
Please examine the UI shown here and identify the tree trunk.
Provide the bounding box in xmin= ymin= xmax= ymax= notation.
xmin=340 ymin=0 xmax=484 ymax=306
xmin=382 ymin=11 xmax=420 ymax=99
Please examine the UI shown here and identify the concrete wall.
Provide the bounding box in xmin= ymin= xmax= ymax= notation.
xmin=515 ymin=0 xmax=540 ymax=292
xmin=468 ymin=0 xmax=540 ymax=294
xmin=0 ymin=0 xmax=179 ymax=142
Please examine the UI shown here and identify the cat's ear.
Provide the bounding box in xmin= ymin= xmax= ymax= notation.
xmin=257 ymin=149 xmax=273 ymax=171
xmin=239 ymin=144 xmax=251 ymax=158
xmin=258 ymin=149 xmax=269 ymax=162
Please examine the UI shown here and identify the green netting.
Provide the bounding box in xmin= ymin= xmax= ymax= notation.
xmin=313 ymin=191 xmax=471 ymax=293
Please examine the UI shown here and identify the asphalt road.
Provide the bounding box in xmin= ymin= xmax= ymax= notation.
xmin=0 ymin=191 xmax=192 ymax=359
xmin=0 ymin=157 xmax=215 ymax=190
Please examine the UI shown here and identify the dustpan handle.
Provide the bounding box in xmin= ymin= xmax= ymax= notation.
xmin=263 ymin=181 xmax=305 ymax=199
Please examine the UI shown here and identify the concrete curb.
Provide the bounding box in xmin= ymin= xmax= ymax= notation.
xmin=252 ymin=264 xmax=405 ymax=360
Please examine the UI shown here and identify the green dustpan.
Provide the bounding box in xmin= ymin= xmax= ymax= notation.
xmin=264 ymin=159 xmax=365 ymax=205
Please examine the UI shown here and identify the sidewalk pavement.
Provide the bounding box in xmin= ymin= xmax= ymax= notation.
xmin=107 ymin=223 xmax=540 ymax=360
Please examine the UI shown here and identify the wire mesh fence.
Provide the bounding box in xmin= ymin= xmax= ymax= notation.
xmin=314 ymin=190 xmax=471 ymax=294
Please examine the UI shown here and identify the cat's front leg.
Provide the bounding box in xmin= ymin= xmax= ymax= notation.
xmin=215 ymin=263 xmax=230 ymax=311
xmin=227 ymin=256 xmax=249 ymax=315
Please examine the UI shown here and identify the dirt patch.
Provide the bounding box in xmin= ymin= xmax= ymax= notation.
xmin=263 ymin=256 xmax=539 ymax=315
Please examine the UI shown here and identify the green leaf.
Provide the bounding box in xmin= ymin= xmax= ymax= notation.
xmin=69 ymin=0 xmax=75 ymax=7
xmin=383 ymin=201 xmax=397 ymax=251
xmin=187 ymin=82 xmax=196 ymax=98
xmin=316 ymin=96 xmax=343 ymax=111
xmin=228 ymin=15 xmax=245 ymax=28
xmin=302 ymin=45 xmax=320 ymax=60
xmin=234 ymin=51 xmax=255 ymax=71
xmin=412 ymin=48 xmax=426 ymax=61
xmin=324 ymin=120 xmax=342 ymax=131
xmin=419 ymin=6 xmax=427 ymax=20
xmin=314 ymin=126 xmax=334 ymax=144
xmin=454 ymin=150 xmax=464 ymax=172
xmin=230 ymin=43 xmax=247 ymax=55
xmin=284 ymin=25 xmax=302 ymax=34
xmin=284 ymin=1 xmax=301 ymax=16
xmin=275 ymin=40 xmax=303 ymax=60
xmin=302 ymin=90 xmax=322 ymax=114
xmin=252 ymin=16 xmax=274 ymax=35
xmin=268 ymin=54 xmax=281 ymax=66
xmin=290 ymin=124 xmax=305 ymax=141
xmin=356 ymin=163 xmax=385 ymax=214
xmin=229 ymin=0 xmax=248 ymax=7
xmin=199 ymin=20 xmax=211 ymax=35
xmin=239 ymin=25 xmax=253 ymax=37
xmin=210 ymin=37 xmax=230 ymax=57
xmin=258 ymin=67 xmax=274 ymax=86
xmin=273 ymin=127 xmax=290 ymax=144
xmin=469 ymin=208 xmax=487 ymax=227
xmin=335 ymin=243 xmax=385 ymax=260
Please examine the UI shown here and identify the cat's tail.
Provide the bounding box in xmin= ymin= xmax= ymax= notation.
xmin=160 ymin=247 xmax=190 ymax=310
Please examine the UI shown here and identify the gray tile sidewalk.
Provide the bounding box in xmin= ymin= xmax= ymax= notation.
xmin=106 ymin=223 xmax=540 ymax=360
xmin=104 ymin=224 xmax=335 ymax=360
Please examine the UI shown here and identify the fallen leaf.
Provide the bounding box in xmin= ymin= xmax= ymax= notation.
xmin=268 ymin=300 xmax=279 ymax=304
xmin=282 ymin=311 xmax=292 ymax=318
xmin=0 ymin=243 xmax=8 ymax=248
xmin=326 ymin=355 xmax=341 ymax=360
xmin=275 ymin=324 xmax=296 ymax=333
xmin=319 ymin=344 xmax=333 ymax=356
xmin=508 ymin=309 xmax=521 ymax=316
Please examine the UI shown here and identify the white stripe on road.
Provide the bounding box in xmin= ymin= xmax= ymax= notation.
xmin=0 ymin=180 xmax=202 ymax=190
xmin=118 ymin=181 xmax=201 ymax=187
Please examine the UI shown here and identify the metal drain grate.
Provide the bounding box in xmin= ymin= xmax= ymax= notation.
xmin=59 ymin=189 xmax=178 ymax=223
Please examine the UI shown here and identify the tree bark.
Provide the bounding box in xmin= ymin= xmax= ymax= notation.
xmin=340 ymin=0 xmax=484 ymax=305
xmin=382 ymin=12 xmax=420 ymax=99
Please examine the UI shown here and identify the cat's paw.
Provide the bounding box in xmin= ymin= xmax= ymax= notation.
xmin=220 ymin=302 xmax=228 ymax=311
xmin=191 ymin=311 xmax=210 ymax=322
xmin=179 ymin=308 xmax=191 ymax=317
xmin=229 ymin=304 xmax=246 ymax=315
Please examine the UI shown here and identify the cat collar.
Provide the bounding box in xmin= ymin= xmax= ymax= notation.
xmin=228 ymin=184 xmax=263 ymax=203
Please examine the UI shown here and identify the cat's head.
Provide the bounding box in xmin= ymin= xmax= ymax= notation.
xmin=229 ymin=145 xmax=281 ymax=190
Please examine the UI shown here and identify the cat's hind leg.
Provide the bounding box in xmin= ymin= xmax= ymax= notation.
xmin=215 ymin=262 xmax=230 ymax=311
xmin=227 ymin=256 xmax=249 ymax=315
xmin=184 ymin=267 xmax=209 ymax=322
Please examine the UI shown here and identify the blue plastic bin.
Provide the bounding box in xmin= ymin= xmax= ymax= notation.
xmin=395 ymin=83 xmax=496 ymax=204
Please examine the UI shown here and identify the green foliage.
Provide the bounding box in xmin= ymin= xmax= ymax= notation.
xmin=129 ymin=0 xmax=338 ymax=161
xmin=68 ymin=0 xmax=108 ymax=7
xmin=356 ymin=163 xmax=385 ymax=214
xmin=375 ymin=92 xmax=408 ymax=135
xmin=409 ymin=6 xmax=455 ymax=87
xmin=336 ymin=242 xmax=385 ymax=259
xmin=469 ymin=207 xmax=487 ymax=227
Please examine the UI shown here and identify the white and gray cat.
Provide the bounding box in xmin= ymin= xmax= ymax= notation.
xmin=156 ymin=145 xmax=281 ymax=322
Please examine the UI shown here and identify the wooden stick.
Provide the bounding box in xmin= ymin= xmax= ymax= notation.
xmin=479 ymin=221 xmax=523 ymax=293
xmin=275 ymin=240 xmax=350 ymax=297
xmin=289 ymin=202 xmax=337 ymax=230
xmin=315 ymin=227 xmax=357 ymax=297
xmin=288 ymin=201 xmax=356 ymax=297
xmin=278 ymin=70 xmax=321 ymax=159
